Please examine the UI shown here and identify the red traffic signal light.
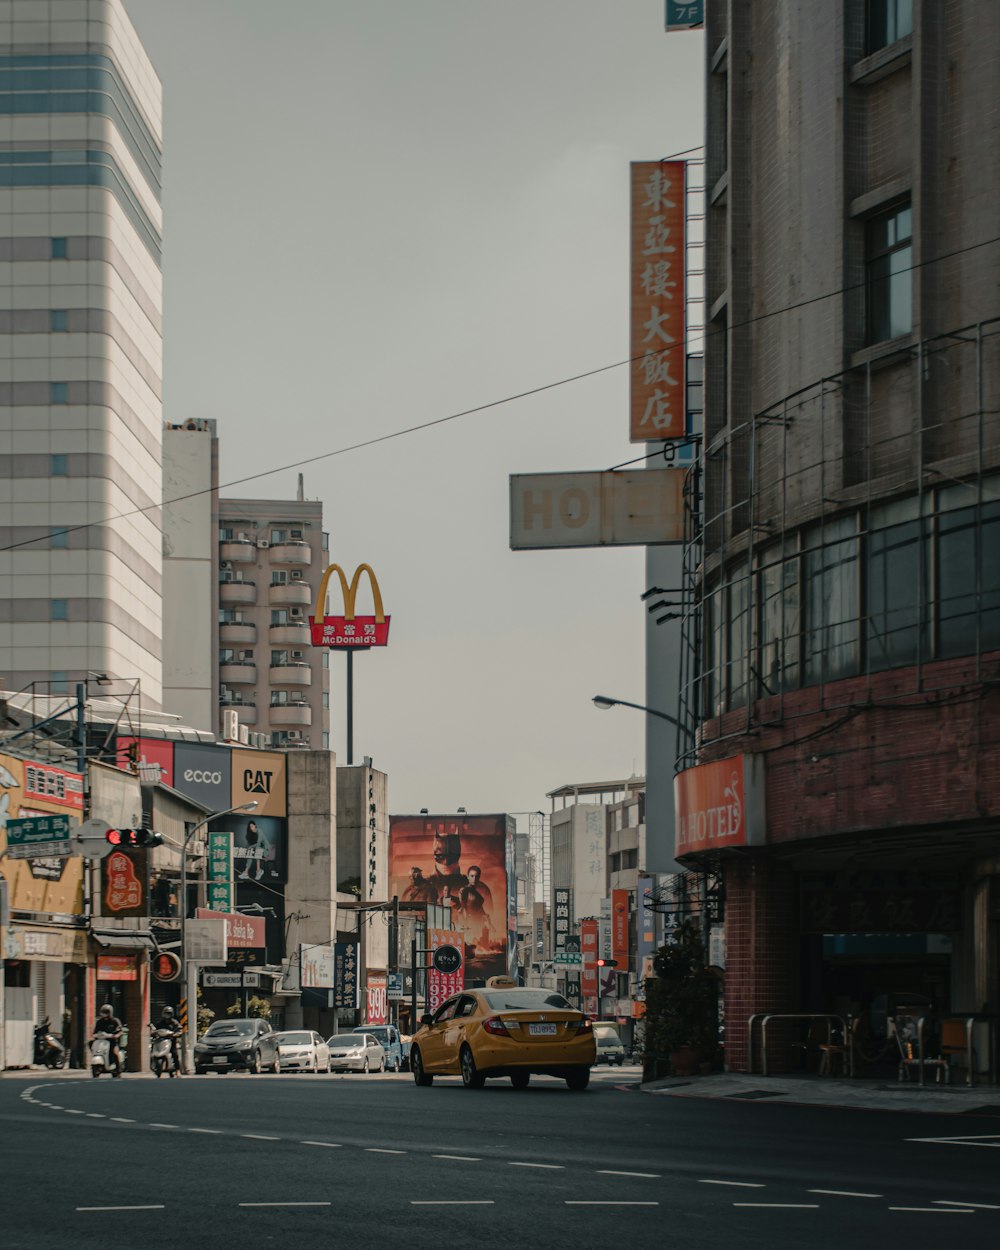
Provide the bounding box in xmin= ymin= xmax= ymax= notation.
xmin=106 ymin=828 xmax=163 ymax=849
xmin=596 ymin=958 xmax=608 ymax=967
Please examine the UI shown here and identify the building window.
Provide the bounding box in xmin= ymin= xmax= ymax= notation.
xmin=322 ymin=732 xmax=330 ymax=749
xmin=865 ymin=497 xmax=928 ymax=671
xmin=803 ymin=517 xmax=859 ymax=685
xmin=270 ymin=610 xmax=289 ymax=626
xmin=50 ymin=236 xmax=67 ymax=258
xmin=271 ymin=650 xmax=289 ymax=666
xmin=219 ymin=527 xmax=233 ymax=542
xmin=322 ymin=651 xmax=329 ymax=669
xmin=50 ymin=671 xmax=68 ymax=693
xmin=220 ymin=649 xmax=236 ymax=663
xmin=322 ymin=692 xmax=329 ymax=708
xmin=867 ymin=0 xmax=912 ymax=53
xmin=866 ymin=200 xmax=912 ymax=344
xmin=50 ymin=382 xmax=68 ymax=404
xmin=219 ymin=610 xmax=246 ymax=624
xmin=758 ymin=546 xmax=800 ymax=694
xmin=271 ymin=691 xmax=290 ymax=706
xmin=51 ymin=599 xmax=68 ymax=621
xmin=50 ymin=309 xmax=68 ymax=332
xmin=270 ymin=529 xmax=288 ymax=544
xmin=271 ymin=571 xmax=288 ymax=586
xmin=50 ymin=453 xmax=68 ymax=476
xmin=50 ymin=527 xmax=68 ymax=549
xmin=937 ymin=485 xmax=1000 ymax=657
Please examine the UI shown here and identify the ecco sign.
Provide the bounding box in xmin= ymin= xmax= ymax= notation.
xmin=174 ymin=744 xmax=231 ymax=809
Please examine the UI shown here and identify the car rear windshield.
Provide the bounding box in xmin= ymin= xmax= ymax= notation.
xmin=328 ymin=1036 xmax=363 ymax=1046
xmin=482 ymin=990 xmax=573 ymax=1012
xmin=205 ymin=1021 xmax=255 ymax=1037
xmin=277 ymin=1032 xmax=312 ymax=1045
xmin=598 ymin=1036 xmax=621 ymax=1046
xmin=356 ymin=1027 xmax=388 ymax=1041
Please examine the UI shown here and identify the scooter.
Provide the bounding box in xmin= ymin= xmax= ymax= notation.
xmin=150 ymin=1026 xmax=180 ymax=1078
xmin=89 ymin=1034 xmax=124 ymax=1078
xmin=34 ymin=1018 xmax=67 ymax=1069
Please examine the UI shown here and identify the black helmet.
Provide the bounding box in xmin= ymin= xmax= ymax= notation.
xmin=162 ymin=1006 xmax=174 ymax=1018
xmin=99 ymin=1004 xmax=112 ymax=1016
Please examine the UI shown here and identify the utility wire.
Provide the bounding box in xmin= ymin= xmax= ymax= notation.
xmin=0 ymin=228 xmax=996 ymax=556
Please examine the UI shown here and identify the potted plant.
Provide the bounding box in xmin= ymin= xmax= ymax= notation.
xmin=640 ymin=919 xmax=719 ymax=1081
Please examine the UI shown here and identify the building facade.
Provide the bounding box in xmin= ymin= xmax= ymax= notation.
xmin=677 ymin=0 xmax=1000 ymax=1076
xmin=0 ymin=0 xmax=163 ymax=705
xmin=217 ymin=491 xmax=330 ymax=750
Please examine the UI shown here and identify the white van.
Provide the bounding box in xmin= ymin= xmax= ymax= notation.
xmin=593 ymin=1023 xmax=626 ymax=1066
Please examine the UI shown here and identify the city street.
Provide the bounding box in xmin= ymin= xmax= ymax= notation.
xmin=2 ymin=1067 xmax=998 ymax=1249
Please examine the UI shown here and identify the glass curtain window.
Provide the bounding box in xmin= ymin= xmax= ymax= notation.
xmin=270 ymin=610 xmax=288 ymax=626
xmin=727 ymin=562 xmax=750 ymax=707
xmin=867 ymin=201 xmax=912 ymax=343
xmin=759 ymin=547 xmax=800 ymax=694
xmin=937 ymin=485 xmax=1000 ymax=658
xmin=803 ymin=517 xmax=859 ymax=684
xmin=866 ymin=498 xmax=927 ymax=671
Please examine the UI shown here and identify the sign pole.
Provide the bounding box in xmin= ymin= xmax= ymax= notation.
xmin=346 ymin=649 xmax=353 ymax=766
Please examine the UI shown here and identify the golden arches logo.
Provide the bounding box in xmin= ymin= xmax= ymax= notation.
xmin=310 ymin=563 xmax=390 ymax=648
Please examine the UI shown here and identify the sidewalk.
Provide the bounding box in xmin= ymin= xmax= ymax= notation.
xmin=641 ymin=1070 xmax=1000 ymax=1114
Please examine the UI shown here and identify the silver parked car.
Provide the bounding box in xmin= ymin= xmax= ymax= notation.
xmin=273 ymin=1030 xmax=331 ymax=1073
xmin=326 ymin=1032 xmax=386 ymax=1073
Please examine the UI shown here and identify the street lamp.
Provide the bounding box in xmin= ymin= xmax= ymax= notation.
xmin=179 ymin=800 xmax=257 ymax=1072
xmin=592 ymin=694 xmax=684 ymax=731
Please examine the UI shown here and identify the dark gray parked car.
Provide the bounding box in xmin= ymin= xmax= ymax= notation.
xmin=194 ymin=1018 xmax=279 ymax=1074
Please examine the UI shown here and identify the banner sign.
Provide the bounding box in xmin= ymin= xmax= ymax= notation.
xmin=630 ymin=160 xmax=687 ymax=441
xmin=366 ymin=972 xmax=388 ymax=1024
xmin=427 ymin=928 xmax=464 ymax=1014
xmin=115 ymin=737 xmax=174 ymax=788
xmin=581 ymin=918 xmax=599 ymax=999
xmin=230 ymin=749 xmax=287 ymax=819
xmin=102 ymin=849 xmax=147 ymax=916
xmin=553 ymin=888 xmax=572 ymax=953
xmin=637 ymin=875 xmax=657 ymax=964
xmin=612 ymin=888 xmax=630 ymax=970
xmin=97 ymin=954 xmax=137 ymax=981
xmin=22 ymin=761 xmax=84 ymax=810
xmin=310 ymin=562 xmax=390 ymax=647
xmin=174 ymin=742 xmax=231 ymax=811
xmin=674 ymin=754 xmax=766 ymax=859
xmin=302 ymin=943 xmax=335 ymax=989
xmin=207 ymin=831 xmax=233 ymax=913
xmin=510 ymin=469 xmax=685 ymax=550
xmin=194 ymin=908 xmax=265 ymax=949
xmin=334 ymin=942 xmax=359 ymax=1009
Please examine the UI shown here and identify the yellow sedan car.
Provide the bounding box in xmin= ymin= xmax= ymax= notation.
xmin=409 ymin=977 xmax=596 ymax=1091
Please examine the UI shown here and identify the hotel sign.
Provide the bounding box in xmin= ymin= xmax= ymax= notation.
xmin=510 ymin=469 xmax=685 ymax=550
xmin=674 ymin=755 xmax=765 ymax=859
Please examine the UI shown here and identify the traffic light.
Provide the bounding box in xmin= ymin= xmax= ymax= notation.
xmin=596 ymin=958 xmax=608 ymax=967
xmin=106 ymin=827 xmax=163 ymax=849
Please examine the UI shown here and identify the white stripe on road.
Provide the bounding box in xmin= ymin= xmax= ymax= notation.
xmin=809 ymin=1189 xmax=882 ymax=1199
xmin=889 ymin=1207 xmax=974 ymax=1214
xmin=366 ymin=1148 xmax=407 ymax=1154
xmin=85 ymin=1113 xmax=106 ymax=1119
xmin=110 ymin=1117 xmax=134 ymax=1123
xmin=150 ymin=1123 xmax=178 ymax=1129
xmin=597 ymin=1170 xmax=661 ymax=1179
xmin=433 ymin=1155 xmax=481 ymax=1162
xmin=241 ymin=1134 xmax=280 ymax=1141
xmin=411 ymin=1201 xmax=495 ymax=1206
xmin=565 ymin=1201 xmax=660 ymax=1206
xmin=239 ymin=1202 xmax=331 ymax=1208
xmin=933 ymin=1200 xmax=1000 ymax=1210
xmin=906 ymin=1135 xmax=1000 ymax=1146
xmin=189 ymin=1128 xmax=223 ymax=1135
xmin=77 ymin=1205 xmax=165 ymax=1212
xmin=509 ymin=1162 xmax=563 ymax=1170
xmin=301 ymin=1141 xmax=343 ymax=1148
xmin=64 ymin=1110 xmax=84 ymax=1115
xmin=734 ymin=1204 xmax=820 ymax=1210
xmin=699 ymin=1179 xmax=765 ymax=1188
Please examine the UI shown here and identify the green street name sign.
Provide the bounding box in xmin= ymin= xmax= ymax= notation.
xmin=5 ymin=814 xmax=73 ymax=859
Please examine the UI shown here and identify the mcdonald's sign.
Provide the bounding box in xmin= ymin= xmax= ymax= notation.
xmin=309 ymin=563 xmax=390 ymax=648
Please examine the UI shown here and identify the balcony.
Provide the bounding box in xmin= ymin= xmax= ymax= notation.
xmin=269 ymin=622 xmax=310 ymax=645
xmin=270 ymin=662 xmax=311 ymax=686
xmin=268 ymin=701 xmax=312 ymax=726
xmin=220 ymin=661 xmax=256 ymax=685
xmin=268 ymin=580 xmax=312 ymax=607
xmin=220 ymin=699 xmax=256 ymax=726
xmin=268 ymin=541 xmax=311 ymax=566
xmin=219 ymin=622 xmax=256 ymax=645
xmin=219 ymin=580 xmax=257 ymax=606
xmin=220 ymin=539 xmax=256 ymax=563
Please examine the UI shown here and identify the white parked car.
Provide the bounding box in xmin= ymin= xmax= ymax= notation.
xmin=273 ymin=1030 xmax=331 ymax=1073
xmin=326 ymin=1032 xmax=386 ymax=1073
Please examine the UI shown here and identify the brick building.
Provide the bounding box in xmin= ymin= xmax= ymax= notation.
xmin=675 ymin=2 xmax=1000 ymax=1077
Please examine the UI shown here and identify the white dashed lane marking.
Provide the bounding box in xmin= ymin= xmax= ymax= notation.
xmin=597 ymin=1169 xmax=660 ymax=1178
xmin=241 ymin=1134 xmax=280 ymax=1141
xmin=77 ymin=1205 xmax=165 ymax=1212
xmin=809 ymin=1189 xmax=882 ymax=1199
xmin=734 ymin=1203 xmax=820 ymax=1210
xmin=301 ymin=1141 xmax=342 ymax=1148
xmin=432 ymin=1154 xmax=480 ymax=1162
xmin=889 ymin=1207 xmax=974 ymax=1214
xmin=699 ymin=1179 xmax=765 ymax=1188
xmin=189 ymin=1128 xmax=223 ymax=1135
xmin=239 ymin=1202 xmax=331 ymax=1208
xmin=509 ymin=1161 xmax=563 ymax=1170
xmin=411 ymin=1201 xmax=495 ymax=1206
xmin=934 ymin=1201 xmax=1000 ymax=1210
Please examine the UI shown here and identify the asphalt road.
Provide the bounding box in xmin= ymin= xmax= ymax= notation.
xmin=2 ymin=1065 xmax=999 ymax=1249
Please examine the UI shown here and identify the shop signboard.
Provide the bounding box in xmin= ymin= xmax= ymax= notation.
xmin=115 ymin=737 xmax=174 ymax=788
xmin=230 ymin=748 xmax=287 ymax=818
xmin=102 ymin=849 xmax=147 ymax=917
xmin=194 ymin=908 xmax=265 ymax=950
xmin=174 ymin=742 xmax=231 ymax=811
xmin=206 ymin=831 xmax=233 ymax=913
xmin=0 ymin=751 xmax=84 ymax=917
xmin=301 ymin=943 xmax=335 ymax=989
xmin=612 ymin=888 xmax=630 ymax=970
xmin=637 ymin=875 xmax=657 ymax=964
xmin=366 ymin=973 xmax=388 ymax=1024
xmin=581 ymin=918 xmax=599 ymax=1000
xmin=334 ymin=942 xmax=359 ymax=1009
xmin=674 ymin=754 xmax=766 ymax=859
xmin=97 ymin=954 xmax=137 ymax=981
xmin=427 ymin=929 xmax=464 ymax=1013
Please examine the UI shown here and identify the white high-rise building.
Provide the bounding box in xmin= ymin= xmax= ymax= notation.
xmin=0 ymin=1 xmax=163 ymax=705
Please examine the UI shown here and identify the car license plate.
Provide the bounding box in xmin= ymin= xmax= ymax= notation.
xmin=213 ymin=1056 xmax=228 ymax=1064
xmin=529 ymin=1023 xmax=557 ymax=1036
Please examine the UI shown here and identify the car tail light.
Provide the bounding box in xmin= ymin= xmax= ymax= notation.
xmin=570 ymin=1016 xmax=593 ymax=1034
xmin=482 ymin=1016 xmax=510 ymax=1036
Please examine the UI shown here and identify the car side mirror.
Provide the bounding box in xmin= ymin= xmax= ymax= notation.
xmin=419 ymin=1014 xmax=433 ymax=1027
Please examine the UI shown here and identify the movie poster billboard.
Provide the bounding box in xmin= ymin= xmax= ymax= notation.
xmin=211 ymin=812 xmax=286 ymax=885
xmin=391 ymin=813 xmax=513 ymax=984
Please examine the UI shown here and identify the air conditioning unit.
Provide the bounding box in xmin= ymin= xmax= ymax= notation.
xmin=291 ymin=529 xmax=303 ymax=540
xmin=237 ymin=532 xmax=251 ymax=542
xmin=221 ymin=709 xmax=239 ymax=742
xmin=290 ymin=569 xmax=303 ymax=580
xmin=238 ymin=725 xmax=250 ymax=745
xmin=257 ymin=539 xmax=270 ymax=549
xmin=289 ymin=607 xmax=302 ymax=618
xmin=291 ymin=650 xmax=304 ymax=659
xmin=220 ymin=560 xmax=232 ymax=570
xmin=287 ymin=730 xmax=301 ymax=741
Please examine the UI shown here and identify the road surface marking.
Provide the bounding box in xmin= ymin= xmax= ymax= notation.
xmin=150 ymin=1123 xmax=178 ymax=1129
xmin=734 ymin=1204 xmax=820 ymax=1209
xmin=110 ymin=1117 xmax=134 ymax=1123
xmin=699 ymin=1179 xmax=765 ymax=1188
xmin=509 ymin=1162 xmax=563 ymax=1170
xmin=189 ymin=1128 xmax=222 ymax=1134
xmin=597 ymin=1170 xmax=661 ymax=1179
xmin=809 ymin=1189 xmax=882 ymax=1198
xmin=565 ymin=1201 xmax=660 ymax=1206
xmin=85 ymin=1113 xmax=106 ymax=1119
xmin=933 ymin=1200 xmax=1000 ymax=1210
xmin=906 ymin=1135 xmax=1000 ymax=1147
xmin=241 ymin=1134 xmax=280 ymax=1141
xmin=432 ymin=1154 xmax=480 ymax=1162
xmin=77 ymin=1205 xmax=165 ymax=1212
xmin=366 ymin=1148 xmax=406 ymax=1154
xmin=64 ymin=1109 xmax=84 ymax=1115
xmin=889 ymin=1207 xmax=973 ymax=1214
xmin=239 ymin=1202 xmax=331 ymax=1208
xmin=411 ymin=1201 xmax=495 ymax=1206
xmin=301 ymin=1140 xmax=343 ymax=1148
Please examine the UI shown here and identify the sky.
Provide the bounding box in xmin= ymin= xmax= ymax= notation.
xmin=124 ymin=0 xmax=705 ymax=818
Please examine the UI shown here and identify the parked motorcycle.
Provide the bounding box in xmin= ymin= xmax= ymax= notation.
xmin=33 ymin=1018 xmax=67 ymax=1069
xmin=88 ymin=1034 xmax=124 ymax=1078
xmin=150 ymin=1026 xmax=180 ymax=1078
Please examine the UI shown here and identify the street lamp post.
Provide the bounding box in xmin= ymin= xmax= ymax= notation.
xmin=592 ymin=694 xmax=684 ymax=730
xmin=179 ymin=800 xmax=257 ymax=1073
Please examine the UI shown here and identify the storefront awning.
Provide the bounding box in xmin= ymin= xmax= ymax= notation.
xmin=90 ymin=929 xmax=155 ymax=950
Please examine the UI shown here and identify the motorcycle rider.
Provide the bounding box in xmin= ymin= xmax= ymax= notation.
xmin=152 ymin=1005 xmax=182 ymax=1073
xmin=93 ymin=1004 xmax=124 ymax=1077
